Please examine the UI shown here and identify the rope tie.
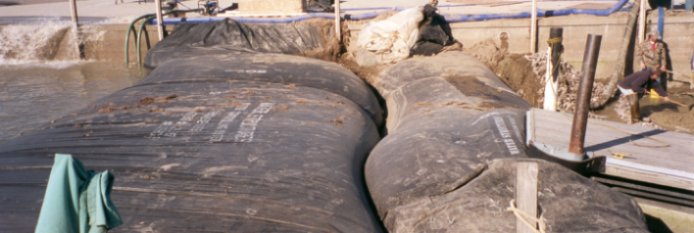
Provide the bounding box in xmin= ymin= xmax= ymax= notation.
xmin=507 ymin=199 xmax=547 ymax=233
xmin=546 ymin=37 xmax=562 ymax=45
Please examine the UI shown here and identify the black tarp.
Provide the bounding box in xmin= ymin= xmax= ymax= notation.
xmin=410 ymin=4 xmax=456 ymax=56
xmin=384 ymin=159 xmax=648 ymax=232
xmin=364 ymin=52 xmax=648 ymax=232
xmin=144 ymin=19 xmax=340 ymax=69
xmin=0 ymin=54 xmax=383 ymax=232
xmin=147 ymin=53 xmax=383 ymax=126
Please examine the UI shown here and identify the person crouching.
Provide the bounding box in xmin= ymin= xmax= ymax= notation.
xmin=618 ymin=68 xmax=671 ymax=124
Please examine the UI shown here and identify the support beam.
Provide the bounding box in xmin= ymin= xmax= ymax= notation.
xmin=69 ymin=0 xmax=78 ymax=28
xmin=334 ymin=0 xmax=341 ymax=41
xmin=516 ymin=162 xmax=539 ymax=233
xmin=530 ymin=0 xmax=538 ymax=53
xmin=155 ymin=0 xmax=165 ymax=41
xmin=569 ymin=34 xmax=602 ymax=156
xmin=638 ymin=0 xmax=646 ymax=43
xmin=69 ymin=0 xmax=84 ymax=59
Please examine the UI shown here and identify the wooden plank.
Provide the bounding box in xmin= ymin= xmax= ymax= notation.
xmin=605 ymin=159 xmax=694 ymax=191
xmin=516 ymin=162 xmax=538 ymax=233
xmin=527 ymin=108 xmax=694 ymax=191
xmin=592 ymin=177 xmax=694 ymax=201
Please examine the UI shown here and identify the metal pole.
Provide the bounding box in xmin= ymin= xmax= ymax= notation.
xmin=543 ymin=27 xmax=563 ymax=111
xmin=530 ymin=0 xmax=538 ymax=53
xmin=155 ymin=0 xmax=165 ymax=41
xmin=69 ymin=0 xmax=84 ymax=59
xmin=569 ymin=34 xmax=602 ymax=156
xmin=69 ymin=0 xmax=78 ymax=28
xmin=334 ymin=0 xmax=341 ymax=41
xmin=638 ymin=0 xmax=646 ymax=43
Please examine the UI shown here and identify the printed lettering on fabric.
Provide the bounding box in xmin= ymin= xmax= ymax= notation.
xmin=148 ymin=103 xmax=273 ymax=142
xmin=234 ymin=103 xmax=274 ymax=143
xmin=148 ymin=111 xmax=198 ymax=138
xmin=209 ymin=103 xmax=251 ymax=142
xmin=491 ymin=114 xmax=521 ymax=155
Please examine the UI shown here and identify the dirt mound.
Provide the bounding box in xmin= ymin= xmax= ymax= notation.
xmin=465 ymin=39 xmax=609 ymax=113
xmin=465 ymin=38 xmax=694 ymax=134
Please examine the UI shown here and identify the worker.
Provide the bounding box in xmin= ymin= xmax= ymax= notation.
xmin=637 ymin=31 xmax=667 ymax=73
xmin=618 ymin=68 xmax=671 ymax=124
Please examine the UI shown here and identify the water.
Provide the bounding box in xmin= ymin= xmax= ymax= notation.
xmin=0 ymin=21 xmax=146 ymax=141
xmin=0 ymin=20 xmax=107 ymax=62
xmin=0 ymin=62 xmax=146 ymax=141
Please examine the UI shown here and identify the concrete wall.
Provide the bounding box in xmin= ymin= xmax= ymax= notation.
xmin=88 ymin=24 xmax=164 ymax=64
xmin=238 ymin=0 xmax=304 ymax=15
xmin=449 ymin=14 xmax=630 ymax=81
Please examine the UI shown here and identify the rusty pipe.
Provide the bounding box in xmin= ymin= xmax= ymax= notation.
xmin=569 ymin=34 xmax=602 ymax=156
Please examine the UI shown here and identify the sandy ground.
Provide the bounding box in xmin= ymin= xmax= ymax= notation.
xmin=637 ymin=86 xmax=694 ymax=133
xmin=0 ymin=0 xmax=235 ymax=24
xmin=0 ymin=0 xmax=637 ymax=24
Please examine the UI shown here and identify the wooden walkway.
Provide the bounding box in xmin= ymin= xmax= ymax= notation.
xmin=526 ymin=108 xmax=694 ymax=191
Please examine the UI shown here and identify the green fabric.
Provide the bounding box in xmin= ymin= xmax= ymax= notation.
xmin=35 ymin=154 xmax=122 ymax=233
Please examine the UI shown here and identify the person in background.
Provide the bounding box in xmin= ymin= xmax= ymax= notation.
xmin=618 ymin=68 xmax=671 ymax=123
xmin=637 ymin=31 xmax=667 ymax=73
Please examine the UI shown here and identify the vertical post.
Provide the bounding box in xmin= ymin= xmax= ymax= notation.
xmin=334 ymin=0 xmax=341 ymax=41
xmin=155 ymin=0 xmax=165 ymax=41
xmin=569 ymin=34 xmax=602 ymax=156
xmin=530 ymin=0 xmax=538 ymax=53
xmin=687 ymin=0 xmax=694 ymax=11
xmin=638 ymin=0 xmax=646 ymax=43
xmin=657 ymin=6 xmax=664 ymax=39
xmin=516 ymin=162 xmax=539 ymax=233
xmin=69 ymin=0 xmax=78 ymax=28
xmin=69 ymin=0 xmax=84 ymax=59
xmin=543 ymin=27 xmax=563 ymax=111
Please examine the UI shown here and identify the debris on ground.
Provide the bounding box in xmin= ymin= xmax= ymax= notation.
xmin=466 ymin=38 xmax=611 ymax=113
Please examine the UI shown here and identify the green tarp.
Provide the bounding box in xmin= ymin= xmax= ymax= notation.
xmin=35 ymin=154 xmax=121 ymax=233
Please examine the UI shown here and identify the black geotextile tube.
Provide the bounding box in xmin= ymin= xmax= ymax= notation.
xmin=143 ymin=18 xmax=337 ymax=69
xmin=0 ymin=55 xmax=384 ymax=232
xmin=147 ymin=53 xmax=383 ymax=126
xmin=364 ymin=52 xmax=649 ymax=232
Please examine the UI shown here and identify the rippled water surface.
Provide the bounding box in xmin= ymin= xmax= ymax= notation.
xmin=0 ymin=62 xmax=146 ymax=141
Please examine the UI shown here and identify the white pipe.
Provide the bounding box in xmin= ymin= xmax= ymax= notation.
xmin=155 ymin=0 xmax=165 ymax=41
xmin=638 ymin=0 xmax=646 ymax=43
xmin=530 ymin=0 xmax=537 ymax=53
xmin=543 ymin=47 xmax=558 ymax=111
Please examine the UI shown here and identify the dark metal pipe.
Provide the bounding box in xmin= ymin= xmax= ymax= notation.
xmin=569 ymin=34 xmax=602 ymax=156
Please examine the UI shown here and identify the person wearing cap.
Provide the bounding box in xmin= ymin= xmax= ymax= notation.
xmin=637 ymin=31 xmax=667 ymax=72
xmin=618 ymin=68 xmax=671 ymax=123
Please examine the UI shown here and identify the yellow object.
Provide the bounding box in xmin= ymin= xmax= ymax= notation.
xmin=648 ymin=88 xmax=661 ymax=99
xmin=612 ymin=152 xmax=626 ymax=159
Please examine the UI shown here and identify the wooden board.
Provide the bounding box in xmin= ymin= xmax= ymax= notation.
xmin=527 ymin=108 xmax=694 ymax=191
